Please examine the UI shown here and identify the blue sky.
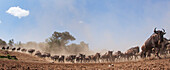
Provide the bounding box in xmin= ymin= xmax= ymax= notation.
xmin=0 ymin=0 xmax=170 ymax=52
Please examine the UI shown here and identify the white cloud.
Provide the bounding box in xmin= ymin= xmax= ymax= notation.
xmin=6 ymin=6 xmax=29 ymax=18
xmin=0 ymin=20 xmax=1 ymax=24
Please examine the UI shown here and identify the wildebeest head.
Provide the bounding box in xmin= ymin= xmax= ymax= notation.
xmin=154 ymin=28 xmax=166 ymax=43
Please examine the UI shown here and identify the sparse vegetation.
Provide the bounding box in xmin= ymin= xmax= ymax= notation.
xmin=0 ymin=54 xmax=18 ymax=60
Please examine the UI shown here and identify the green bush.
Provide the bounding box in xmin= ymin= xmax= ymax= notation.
xmin=0 ymin=54 xmax=18 ymax=60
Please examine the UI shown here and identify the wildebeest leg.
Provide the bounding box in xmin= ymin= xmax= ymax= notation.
xmin=155 ymin=48 xmax=161 ymax=59
xmin=147 ymin=50 xmax=152 ymax=57
xmin=141 ymin=51 xmax=146 ymax=58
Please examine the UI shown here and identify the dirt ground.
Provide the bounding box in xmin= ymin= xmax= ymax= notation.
xmin=0 ymin=50 xmax=170 ymax=70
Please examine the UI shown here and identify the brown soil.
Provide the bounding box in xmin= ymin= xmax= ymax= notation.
xmin=0 ymin=50 xmax=170 ymax=70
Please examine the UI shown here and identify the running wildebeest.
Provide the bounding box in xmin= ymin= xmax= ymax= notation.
xmin=66 ymin=55 xmax=76 ymax=63
xmin=124 ymin=46 xmax=139 ymax=60
xmin=28 ymin=49 xmax=35 ymax=54
xmin=43 ymin=52 xmax=51 ymax=58
xmin=79 ymin=54 xmax=85 ymax=63
xmin=35 ymin=51 xmax=41 ymax=57
xmin=17 ymin=47 xmax=21 ymax=51
xmin=84 ymin=56 xmax=91 ymax=63
xmin=51 ymin=55 xmax=59 ymax=61
xmin=141 ymin=28 xmax=166 ymax=58
xmin=21 ymin=48 xmax=27 ymax=52
xmin=12 ymin=47 xmax=16 ymax=51
xmin=114 ymin=51 xmax=124 ymax=61
xmin=58 ymin=55 xmax=65 ymax=62
xmin=1 ymin=46 xmax=5 ymax=50
xmin=40 ymin=53 xmax=47 ymax=58
xmin=76 ymin=56 xmax=81 ymax=63
xmin=92 ymin=53 xmax=101 ymax=63
xmin=159 ymin=38 xmax=170 ymax=55
xmin=6 ymin=46 xmax=9 ymax=50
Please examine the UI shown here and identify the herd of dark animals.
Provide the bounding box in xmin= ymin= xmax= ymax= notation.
xmin=0 ymin=28 xmax=170 ymax=63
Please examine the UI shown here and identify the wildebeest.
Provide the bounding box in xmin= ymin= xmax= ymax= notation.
xmin=17 ymin=47 xmax=21 ymax=51
xmin=113 ymin=51 xmax=124 ymax=61
xmin=84 ymin=56 xmax=91 ymax=63
xmin=92 ymin=53 xmax=101 ymax=63
xmin=66 ymin=55 xmax=76 ymax=63
xmin=43 ymin=52 xmax=51 ymax=58
xmin=1 ymin=46 xmax=5 ymax=50
xmin=40 ymin=53 xmax=46 ymax=58
xmin=12 ymin=47 xmax=16 ymax=51
xmin=58 ymin=55 xmax=65 ymax=62
xmin=101 ymin=53 xmax=108 ymax=62
xmin=124 ymin=46 xmax=139 ymax=60
xmin=101 ymin=51 xmax=115 ymax=62
xmin=21 ymin=48 xmax=27 ymax=52
xmin=76 ymin=56 xmax=81 ymax=63
xmin=159 ymin=38 xmax=170 ymax=55
xmin=141 ymin=28 xmax=166 ymax=58
xmin=51 ymin=55 xmax=59 ymax=61
xmin=28 ymin=49 xmax=35 ymax=54
xmin=35 ymin=51 xmax=41 ymax=57
xmin=79 ymin=54 xmax=85 ymax=63
xmin=6 ymin=46 xmax=9 ymax=50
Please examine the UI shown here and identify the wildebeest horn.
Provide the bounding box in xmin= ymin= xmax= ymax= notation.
xmin=162 ymin=28 xmax=166 ymax=34
xmin=154 ymin=27 xmax=157 ymax=33
xmin=162 ymin=28 xmax=165 ymax=32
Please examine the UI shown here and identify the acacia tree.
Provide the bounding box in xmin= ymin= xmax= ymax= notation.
xmin=46 ymin=31 xmax=76 ymax=48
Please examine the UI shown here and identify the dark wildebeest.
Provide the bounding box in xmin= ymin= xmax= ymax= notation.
xmin=92 ymin=53 xmax=101 ymax=63
xmin=51 ymin=55 xmax=59 ymax=61
xmin=141 ymin=28 xmax=166 ymax=58
xmin=21 ymin=48 xmax=27 ymax=52
xmin=40 ymin=52 xmax=51 ymax=58
xmin=58 ymin=55 xmax=65 ymax=63
xmin=79 ymin=54 xmax=85 ymax=63
xmin=40 ymin=53 xmax=46 ymax=58
xmin=28 ymin=49 xmax=35 ymax=54
xmin=66 ymin=55 xmax=76 ymax=63
xmin=6 ymin=46 xmax=9 ymax=50
xmin=124 ymin=46 xmax=139 ymax=60
xmin=101 ymin=51 xmax=114 ymax=62
xmin=159 ymin=38 xmax=170 ymax=55
xmin=101 ymin=53 xmax=108 ymax=62
xmin=76 ymin=56 xmax=80 ymax=62
xmin=12 ymin=47 xmax=16 ymax=51
xmin=107 ymin=51 xmax=113 ymax=62
xmin=17 ymin=47 xmax=21 ymax=51
xmin=84 ymin=56 xmax=91 ymax=63
xmin=113 ymin=51 xmax=124 ymax=61
xmin=1 ymin=46 xmax=5 ymax=50
xmin=44 ymin=52 xmax=51 ymax=58
xmin=35 ymin=51 xmax=41 ymax=57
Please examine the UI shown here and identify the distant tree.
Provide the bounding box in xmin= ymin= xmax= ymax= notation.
xmin=0 ymin=39 xmax=7 ymax=46
xmin=46 ymin=31 xmax=76 ymax=48
xmin=8 ymin=39 xmax=14 ymax=46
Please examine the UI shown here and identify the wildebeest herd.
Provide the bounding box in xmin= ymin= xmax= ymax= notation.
xmin=1 ymin=28 xmax=170 ymax=63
